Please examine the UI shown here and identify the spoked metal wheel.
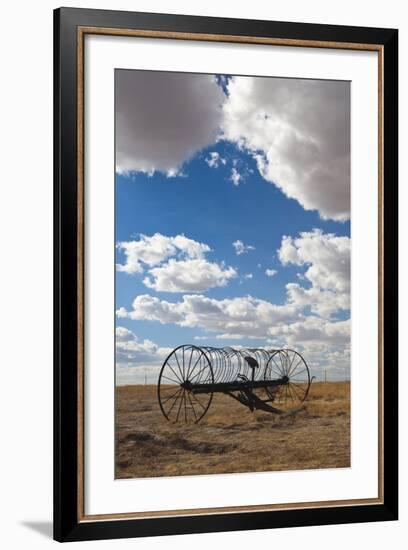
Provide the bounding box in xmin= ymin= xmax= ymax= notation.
xmin=157 ymin=345 xmax=214 ymax=423
xmin=264 ymin=349 xmax=311 ymax=411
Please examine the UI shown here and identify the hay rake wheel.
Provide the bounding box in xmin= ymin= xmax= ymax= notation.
xmin=157 ymin=345 xmax=313 ymax=423
xmin=157 ymin=345 xmax=214 ymax=423
xmin=264 ymin=349 xmax=312 ymax=411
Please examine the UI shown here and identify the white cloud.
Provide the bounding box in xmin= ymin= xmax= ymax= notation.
xmin=244 ymin=273 xmax=253 ymax=280
xmin=116 ymin=72 xmax=350 ymax=220
xmin=117 ymin=233 xmax=237 ymax=293
xmin=115 ymin=327 xmax=173 ymax=385
xmin=268 ymin=316 xmax=350 ymax=347
xmin=118 ymin=293 xmax=301 ymax=338
xmin=265 ymin=268 xmax=277 ymax=277
xmin=143 ymin=258 xmax=237 ymax=292
xmin=232 ymin=239 xmax=255 ymax=255
xmin=116 ymin=233 xmax=210 ymax=274
xmin=278 ymin=229 xmax=350 ymax=317
xmin=229 ymin=167 xmax=242 ymax=186
xmin=118 ymin=228 xmax=350 ymax=335
xmin=116 ymin=70 xmax=224 ymax=175
xmin=266 ymin=316 xmax=350 ymax=378
xmin=285 ymin=284 xmax=349 ymax=319
xmin=205 ymin=151 xmax=226 ymax=168
xmin=115 ymin=327 xmax=172 ymax=367
xmin=222 ymin=76 xmax=350 ymax=220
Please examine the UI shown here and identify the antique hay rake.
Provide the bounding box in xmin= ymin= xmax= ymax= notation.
xmin=157 ymin=345 xmax=313 ymax=423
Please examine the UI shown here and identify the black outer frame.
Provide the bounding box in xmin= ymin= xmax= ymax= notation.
xmin=54 ymin=7 xmax=398 ymax=543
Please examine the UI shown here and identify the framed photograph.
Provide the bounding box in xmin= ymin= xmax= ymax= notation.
xmin=54 ymin=7 xmax=398 ymax=542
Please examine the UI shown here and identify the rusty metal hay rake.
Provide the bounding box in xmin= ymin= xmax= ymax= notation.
xmin=158 ymin=346 xmax=313 ymax=423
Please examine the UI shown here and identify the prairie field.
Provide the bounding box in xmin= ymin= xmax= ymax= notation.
xmin=115 ymin=381 xmax=350 ymax=479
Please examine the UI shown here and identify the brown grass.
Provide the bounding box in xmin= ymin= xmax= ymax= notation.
xmin=115 ymin=381 xmax=350 ymax=479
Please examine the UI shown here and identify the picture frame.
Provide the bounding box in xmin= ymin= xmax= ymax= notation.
xmin=53 ymin=7 xmax=398 ymax=542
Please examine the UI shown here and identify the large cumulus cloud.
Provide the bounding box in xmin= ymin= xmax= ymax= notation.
xmin=221 ymin=76 xmax=350 ymax=220
xmin=116 ymin=70 xmax=224 ymax=175
xmin=116 ymin=70 xmax=350 ymax=220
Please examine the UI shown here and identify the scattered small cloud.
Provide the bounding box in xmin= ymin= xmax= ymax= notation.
xmin=265 ymin=268 xmax=277 ymax=277
xmin=232 ymin=240 xmax=255 ymax=255
xmin=229 ymin=167 xmax=242 ymax=186
xmin=205 ymin=151 xmax=226 ymax=168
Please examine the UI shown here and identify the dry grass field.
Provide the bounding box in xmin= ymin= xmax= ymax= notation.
xmin=115 ymin=381 xmax=350 ymax=479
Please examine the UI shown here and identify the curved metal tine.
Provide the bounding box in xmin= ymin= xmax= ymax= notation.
xmin=185 ymin=345 xmax=195 ymax=380
xmin=270 ymin=351 xmax=284 ymax=378
xmin=253 ymin=350 xmax=264 ymax=380
xmin=236 ymin=349 xmax=244 ymax=380
xmin=189 ymin=354 xmax=205 ymax=383
xmin=260 ymin=349 xmax=268 ymax=379
xmin=217 ymin=349 xmax=224 ymax=383
xmin=204 ymin=348 xmax=215 ymax=384
xmin=187 ymin=349 xmax=205 ymax=381
xmin=225 ymin=348 xmax=234 ymax=380
xmin=225 ymin=352 xmax=237 ymax=382
xmin=262 ymin=349 xmax=271 ymax=379
xmin=235 ymin=351 xmax=243 ymax=380
xmin=218 ymin=350 xmax=225 ymax=383
xmin=227 ymin=351 xmax=234 ymax=383
xmin=213 ymin=349 xmax=222 ymax=383
xmin=280 ymin=350 xmax=290 ymax=376
xmin=230 ymin=348 xmax=239 ymax=379
xmin=195 ymin=354 xmax=206 ymax=384
xmin=223 ymin=350 xmax=230 ymax=383
xmin=222 ymin=348 xmax=231 ymax=382
xmin=277 ymin=349 xmax=288 ymax=376
xmin=243 ymin=349 xmax=251 ymax=380
xmin=252 ymin=350 xmax=260 ymax=380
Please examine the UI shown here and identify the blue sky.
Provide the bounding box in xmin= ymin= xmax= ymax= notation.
xmin=115 ymin=70 xmax=351 ymax=384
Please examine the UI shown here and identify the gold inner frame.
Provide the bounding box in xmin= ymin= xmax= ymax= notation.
xmin=76 ymin=26 xmax=384 ymax=523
